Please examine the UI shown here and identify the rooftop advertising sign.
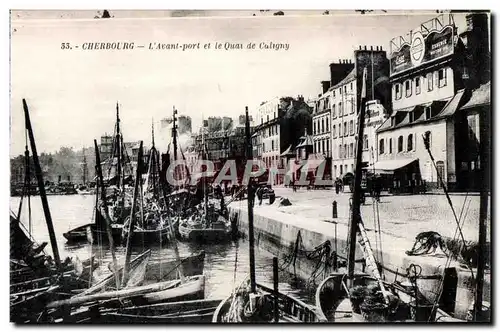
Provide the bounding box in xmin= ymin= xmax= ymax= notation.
xmin=390 ymin=25 xmax=454 ymax=76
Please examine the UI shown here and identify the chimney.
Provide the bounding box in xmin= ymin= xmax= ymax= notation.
xmin=370 ymin=46 xmax=373 ymax=51
xmin=364 ymin=45 xmax=367 ymax=50
xmin=359 ymin=45 xmax=362 ymax=50
xmin=339 ymin=59 xmax=341 ymax=63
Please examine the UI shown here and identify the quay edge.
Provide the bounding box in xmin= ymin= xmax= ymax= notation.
xmin=228 ymin=202 xmax=490 ymax=320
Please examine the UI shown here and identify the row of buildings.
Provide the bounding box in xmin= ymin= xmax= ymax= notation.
xmin=309 ymin=12 xmax=490 ymax=192
xmin=91 ymin=12 xmax=489 ymax=193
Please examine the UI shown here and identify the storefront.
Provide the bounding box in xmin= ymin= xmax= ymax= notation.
xmin=366 ymin=157 xmax=424 ymax=194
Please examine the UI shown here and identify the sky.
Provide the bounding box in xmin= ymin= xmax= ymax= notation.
xmin=10 ymin=10 xmax=469 ymax=157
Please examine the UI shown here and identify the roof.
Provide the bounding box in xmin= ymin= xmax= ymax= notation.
xmin=367 ymin=157 xmax=419 ymax=173
xmin=376 ymin=96 xmax=458 ymax=133
xmin=329 ymin=68 xmax=356 ymax=90
xmin=436 ymin=89 xmax=466 ymax=118
xmin=280 ymin=145 xmax=295 ymax=156
xmin=461 ymin=82 xmax=491 ymax=110
xmin=296 ymin=135 xmax=314 ymax=148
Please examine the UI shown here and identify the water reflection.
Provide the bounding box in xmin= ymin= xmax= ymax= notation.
xmin=10 ymin=195 xmax=313 ymax=303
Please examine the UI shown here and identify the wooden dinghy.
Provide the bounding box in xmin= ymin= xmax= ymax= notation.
xmin=66 ymin=298 xmax=223 ymax=323
xmin=178 ymin=216 xmax=232 ymax=243
xmin=213 ymin=281 xmax=327 ymax=323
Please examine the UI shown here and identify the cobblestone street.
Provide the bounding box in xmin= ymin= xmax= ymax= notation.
xmin=266 ymin=187 xmax=490 ymax=242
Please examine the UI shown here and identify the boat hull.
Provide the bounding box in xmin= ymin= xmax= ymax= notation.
xmin=213 ymin=282 xmax=327 ymax=323
xmin=178 ymin=223 xmax=231 ymax=243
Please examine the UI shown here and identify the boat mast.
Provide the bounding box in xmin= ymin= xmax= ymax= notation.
xmin=122 ymin=141 xmax=144 ymax=287
xmin=82 ymin=147 xmax=88 ymax=185
xmin=94 ymin=139 xmax=121 ymax=289
xmin=172 ymin=106 xmax=178 ymax=162
xmin=474 ymin=99 xmax=490 ymax=320
xmin=151 ymin=118 xmax=157 ymax=198
xmin=347 ymin=68 xmax=368 ymax=282
xmin=22 ymin=99 xmax=62 ymax=273
xmin=245 ymin=106 xmax=257 ymax=293
xmin=116 ymin=102 xmax=122 ymax=190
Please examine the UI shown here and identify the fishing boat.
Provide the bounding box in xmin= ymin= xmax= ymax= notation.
xmin=314 ymin=69 xmax=464 ymax=322
xmin=176 ymin=113 xmax=233 ymax=243
xmin=107 ymin=250 xmax=206 ymax=283
xmin=213 ymin=107 xmax=327 ymax=323
xmin=59 ymin=298 xmax=223 ymax=323
xmin=10 ymin=100 xmax=99 ymax=323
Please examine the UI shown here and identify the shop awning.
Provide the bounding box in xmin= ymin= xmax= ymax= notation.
xmin=461 ymin=82 xmax=491 ymax=110
xmin=368 ymin=157 xmax=418 ymax=174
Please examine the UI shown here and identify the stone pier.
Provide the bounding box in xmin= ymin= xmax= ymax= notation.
xmin=228 ymin=190 xmax=490 ymax=320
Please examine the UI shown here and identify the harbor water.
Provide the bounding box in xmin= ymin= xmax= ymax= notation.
xmin=10 ymin=195 xmax=312 ymax=303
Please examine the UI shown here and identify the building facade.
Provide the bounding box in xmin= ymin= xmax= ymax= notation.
xmin=376 ymin=13 xmax=490 ymax=192
xmin=312 ymin=81 xmax=332 ymax=159
xmin=329 ymin=48 xmax=390 ymax=182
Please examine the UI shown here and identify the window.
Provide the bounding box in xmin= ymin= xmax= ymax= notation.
xmin=425 ymin=106 xmax=432 ymax=120
xmin=363 ymin=134 xmax=368 ymax=150
xmin=338 ymin=144 xmax=342 ymax=158
xmin=350 ymin=82 xmax=353 ymax=91
xmin=438 ymin=69 xmax=447 ymax=88
xmin=379 ymin=139 xmax=385 ymax=154
xmin=332 ymin=104 xmax=336 ymax=118
xmin=322 ymin=140 xmax=325 ymax=154
xmin=344 ymin=122 xmax=348 ymax=137
xmin=339 ymin=103 xmax=342 ymax=116
xmin=326 ymin=117 xmax=329 ymax=132
xmin=389 ymin=138 xmax=393 ymax=154
xmin=350 ymin=100 xmax=355 ymax=114
xmin=321 ymin=119 xmax=325 ymax=133
xmin=349 ymin=143 xmax=354 ymax=158
xmin=407 ymin=134 xmax=413 ymax=151
xmin=267 ymin=114 xmax=269 ymax=122
xmin=416 ymin=77 xmax=421 ymax=94
xmin=427 ymin=72 xmax=434 ymax=91
xmin=395 ymin=84 xmax=402 ymax=100
xmin=344 ymin=144 xmax=347 ymax=158
xmin=334 ymin=165 xmax=337 ymax=177
xmin=261 ymin=117 xmax=263 ymax=124
xmin=340 ymin=88 xmax=343 ymax=95
xmin=436 ymin=161 xmax=444 ymax=188
xmin=405 ymin=80 xmax=412 ymax=97
xmin=339 ymin=123 xmax=342 ymax=137
xmin=340 ymin=165 xmax=343 ymax=175
xmin=333 ymin=124 xmax=336 ymax=138
xmin=271 ymin=140 xmax=275 ymax=151
xmin=344 ymin=86 xmax=347 ymax=94
xmin=398 ymin=135 xmax=404 ymax=152
xmin=333 ymin=90 xmax=336 ymax=98
xmin=349 ymin=120 xmax=354 ymax=135
xmin=326 ymin=140 xmax=330 ymax=154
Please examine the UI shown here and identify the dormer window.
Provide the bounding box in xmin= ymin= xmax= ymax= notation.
xmin=425 ymin=106 xmax=432 ymax=120
xmin=415 ymin=77 xmax=421 ymax=95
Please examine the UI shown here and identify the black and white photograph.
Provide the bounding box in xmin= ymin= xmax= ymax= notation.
xmin=9 ymin=9 xmax=491 ymax=324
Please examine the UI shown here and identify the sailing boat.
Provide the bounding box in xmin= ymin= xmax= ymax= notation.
xmin=212 ymin=107 xmax=327 ymax=323
xmin=178 ymin=113 xmax=232 ymax=243
xmin=314 ymin=68 xmax=460 ymax=322
xmin=10 ymin=99 xmax=99 ymax=323
xmin=45 ymin=141 xmax=205 ymax=322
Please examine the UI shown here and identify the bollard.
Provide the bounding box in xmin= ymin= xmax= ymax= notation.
xmin=332 ymin=200 xmax=338 ymax=219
